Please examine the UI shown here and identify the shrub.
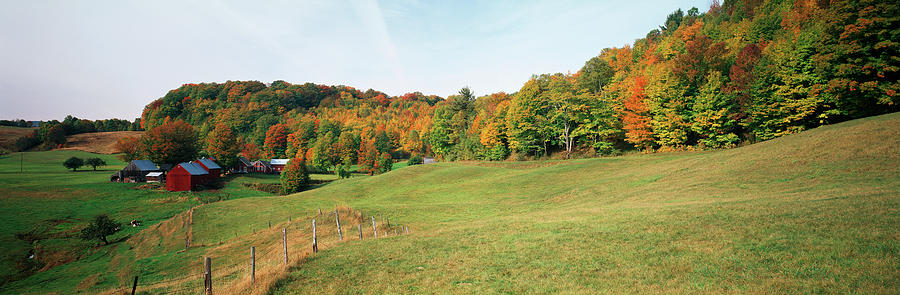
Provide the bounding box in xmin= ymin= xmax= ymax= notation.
xmin=337 ymin=164 xmax=352 ymax=179
xmin=377 ymin=152 xmax=392 ymax=174
xmin=281 ymin=158 xmax=310 ymax=194
xmin=407 ymin=154 xmax=424 ymax=166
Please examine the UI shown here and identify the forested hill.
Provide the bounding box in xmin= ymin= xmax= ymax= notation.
xmin=140 ymin=0 xmax=898 ymax=164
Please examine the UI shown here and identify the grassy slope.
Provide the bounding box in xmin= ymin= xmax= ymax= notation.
xmin=244 ymin=112 xmax=897 ymax=294
xmin=0 ymin=151 xmax=276 ymax=290
xmin=2 ymin=112 xmax=898 ymax=294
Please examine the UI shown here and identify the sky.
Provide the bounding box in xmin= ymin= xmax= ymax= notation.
xmin=0 ymin=0 xmax=709 ymax=121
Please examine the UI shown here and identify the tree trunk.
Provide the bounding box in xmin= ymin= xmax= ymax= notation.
xmin=563 ymin=122 xmax=571 ymax=159
xmin=101 ymin=237 xmax=109 ymax=245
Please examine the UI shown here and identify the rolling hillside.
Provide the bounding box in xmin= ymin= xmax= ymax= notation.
xmin=0 ymin=126 xmax=35 ymax=151
xmin=2 ymin=112 xmax=898 ymax=294
xmin=57 ymin=131 xmax=144 ymax=154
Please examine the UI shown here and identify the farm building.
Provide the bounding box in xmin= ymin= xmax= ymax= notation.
xmin=165 ymin=162 xmax=209 ymax=192
xmin=194 ymin=158 xmax=222 ymax=178
xmin=233 ymin=157 xmax=252 ymax=173
xmin=252 ymin=160 xmax=274 ymax=174
xmin=270 ymin=159 xmax=290 ymax=172
xmin=158 ymin=163 xmax=173 ymax=171
xmin=111 ymin=160 xmax=160 ymax=183
xmin=146 ymin=172 xmax=164 ymax=183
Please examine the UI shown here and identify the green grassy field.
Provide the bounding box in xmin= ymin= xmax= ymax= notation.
xmin=0 ymin=151 xmax=356 ymax=291
xmin=1 ymin=112 xmax=898 ymax=294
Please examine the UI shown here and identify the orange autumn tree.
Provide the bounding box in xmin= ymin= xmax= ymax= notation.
xmin=357 ymin=135 xmax=379 ymax=175
xmin=622 ymin=76 xmax=654 ymax=150
xmin=143 ymin=119 xmax=199 ymax=165
xmin=240 ymin=141 xmax=263 ymax=161
xmin=114 ymin=136 xmax=143 ymax=162
xmin=263 ymin=124 xmax=288 ymax=159
xmin=206 ymin=123 xmax=241 ymax=170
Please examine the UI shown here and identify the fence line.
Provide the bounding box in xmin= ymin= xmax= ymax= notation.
xmin=114 ymin=206 xmax=412 ymax=294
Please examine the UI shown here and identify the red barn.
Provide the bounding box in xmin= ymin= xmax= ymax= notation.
xmin=166 ymin=163 xmax=209 ymax=192
xmin=194 ymin=158 xmax=222 ymax=179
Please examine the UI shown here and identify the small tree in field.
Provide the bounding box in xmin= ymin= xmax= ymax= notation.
xmin=80 ymin=215 xmax=120 ymax=245
xmin=280 ymin=158 xmax=310 ymax=194
xmin=63 ymin=157 xmax=84 ymax=171
xmin=85 ymin=157 xmax=107 ymax=171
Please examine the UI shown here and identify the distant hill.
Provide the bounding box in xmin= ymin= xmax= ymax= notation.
xmin=55 ymin=131 xmax=144 ymax=154
xmin=0 ymin=126 xmax=36 ymax=151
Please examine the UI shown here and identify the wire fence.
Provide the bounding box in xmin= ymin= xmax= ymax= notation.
xmin=111 ymin=206 xmax=411 ymax=294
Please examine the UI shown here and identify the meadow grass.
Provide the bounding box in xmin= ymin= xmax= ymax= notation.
xmin=0 ymin=151 xmax=283 ymax=290
xmin=1 ymin=112 xmax=898 ymax=294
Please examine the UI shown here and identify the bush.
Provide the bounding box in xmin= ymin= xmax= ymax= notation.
xmin=14 ymin=133 xmax=40 ymax=151
xmin=377 ymin=152 xmax=392 ymax=174
xmin=337 ymin=164 xmax=352 ymax=179
xmin=407 ymin=154 xmax=424 ymax=166
xmin=281 ymin=158 xmax=310 ymax=194
xmin=63 ymin=157 xmax=84 ymax=171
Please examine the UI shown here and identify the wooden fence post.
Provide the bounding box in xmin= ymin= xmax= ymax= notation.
xmin=131 ymin=276 xmax=138 ymax=295
xmin=185 ymin=235 xmax=189 ymax=250
xmin=282 ymin=228 xmax=288 ymax=264
xmin=204 ymin=257 xmax=212 ymax=295
xmin=250 ymin=246 xmax=255 ymax=288
xmin=357 ymin=224 xmax=362 ymax=240
xmin=318 ymin=208 xmax=322 ymax=215
xmin=268 ymin=221 xmax=271 ymax=229
xmin=371 ymin=216 xmax=378 ymax=238
xmin=312 ymin=219 xmax=318 ymax=253
xmin=335 ymin=210 xmax=343 ymax=241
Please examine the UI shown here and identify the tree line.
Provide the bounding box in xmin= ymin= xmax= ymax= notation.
xmin=137 ymin=0 xmax=897 ymax=163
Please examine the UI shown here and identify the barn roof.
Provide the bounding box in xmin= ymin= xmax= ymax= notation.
xmin=131 ymin=160 xmax=160 ymax=171
xmin=197 ymin=158 xmax=221 ymax=170
xmin=253 ymin=160 xmax=272 ymax=168
xmin=238 ymin=157 xmax=252 ymax=166
xmin=270 ymin=159 xmax=290 ymax=165
xmin=177 ymin=163 xmax=209 ymax=175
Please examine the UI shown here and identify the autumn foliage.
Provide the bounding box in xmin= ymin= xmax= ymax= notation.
xmin=137 ymin=0 xmax=898 ymax=163
xmin=142 ymin=119 xmax=198 ymax=165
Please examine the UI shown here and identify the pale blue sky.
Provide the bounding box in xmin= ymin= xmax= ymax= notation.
xmin=0 ymin=0 xmax=709 ymax=120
